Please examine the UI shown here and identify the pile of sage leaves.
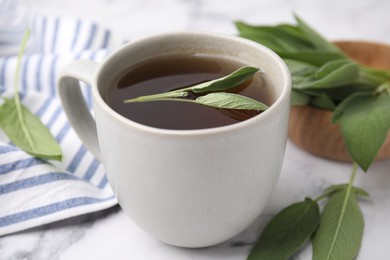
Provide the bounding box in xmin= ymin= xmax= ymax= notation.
xmin=0 ymin=30 xmax=62 ymax=161
xmin=236 ymin=15 xmax=390 ymax=172
xmin=236 ymin=15 xmax=390 ymax=260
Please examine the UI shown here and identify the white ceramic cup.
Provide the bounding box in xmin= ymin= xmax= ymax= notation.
xmin=57 ymin=32 xmax=291 ymax=248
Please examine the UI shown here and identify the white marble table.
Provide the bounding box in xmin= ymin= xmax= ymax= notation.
xmin=2 ymin=0 xmax=390 ymax=259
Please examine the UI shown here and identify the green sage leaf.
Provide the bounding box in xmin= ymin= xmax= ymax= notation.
xmin=360 ymin=66 xmax=390 ymax=86
xmin=284 ymin=59 xmax=318 ymax=76
xmin=124 ymin=90 xmax=188 ymax=103
xmin=195 ymin=92 xmax=268 ymax=111
xmin=291 ymin=89 xmax=310 ymax=105
xmin=276 ymin=23 xmax=313 ymax=42
xmin=236 ymin=30 xmax=312 ymax=53
xmin=332 ymin=92 xmax=368 ymax=123
xmin=294 ymin=60 xmax=359 ymax=90
xmin=318 ymin=83 xmax=374 ymax=102
xmin=235 ymin=22 xmax=314 ymax=51
xmin=0 ymin=98 xmax=62 ymax=160
xmin=248 ymin=198 xmax=320 ymax=260
xmin=279 ymin=50 xmax=344 ymax=67
xmin=123 ymin=66 xmax=261 ymax=107
xmin=294 ymin=14 xmax=342 ymax=53
xmin=323 ymin=184 xmax=369 ymax=198
xmin=312 ymin=189 xmax=364 ymax=260
xmin=333 ymin=93 xmax=390 ymax=171
xmin=235 ymin=19 xmax=345 ymax=66
xmin=309 ymin=93 xmax=336 ymax=110
xmin=377 ymin=81 xmax=390 ymax=95
xmin=314 ymin=59 xmax=353 ymax=79
xmin=0 ymin=29 xmax=62 ymax=161
xmin=189 ymin=66 xmax=259 ymax=93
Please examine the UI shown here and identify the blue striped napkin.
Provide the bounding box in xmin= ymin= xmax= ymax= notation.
xmin=0 ymin=0 xmax=122 ymax=236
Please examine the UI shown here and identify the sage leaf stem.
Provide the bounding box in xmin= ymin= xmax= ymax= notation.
xmin=14 ymin=30 xmax=35 ymax=151
xmin=124 ymin=90 xmax=188 ymax=103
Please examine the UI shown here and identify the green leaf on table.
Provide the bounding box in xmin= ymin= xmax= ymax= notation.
xmin=0 ymin=98 xmax=62 ymax=160
xmin=333 ymin=93 xmax=390 ymax=171
xmin=312 ymin=189 xmax=364 ymax=260
xmin=248 ymin=198 xmax=320 ymax=260
xmin=189 ymin=66 xmax=260 ymax=93
xmin=195 ymin=92 xmax=268 ymax=111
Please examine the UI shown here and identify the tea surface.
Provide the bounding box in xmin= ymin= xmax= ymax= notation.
xmin=105 ymin=54 xmax=270 ymax=130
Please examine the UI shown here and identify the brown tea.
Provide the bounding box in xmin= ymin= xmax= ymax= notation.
xmin=105 ymin=54 xmax=271 ymax=130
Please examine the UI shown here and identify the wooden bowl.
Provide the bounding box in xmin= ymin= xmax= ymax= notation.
xmin=288 ymin=41 xmax=390 ymax=161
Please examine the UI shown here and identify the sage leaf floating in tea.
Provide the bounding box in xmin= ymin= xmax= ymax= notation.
xmin=188 ymin=66 xmax=260 ymax=93
xmin=124 ymin=66 xmax=268 ymax=112
xmin=195 ymin=92 xmax=268 ymax=111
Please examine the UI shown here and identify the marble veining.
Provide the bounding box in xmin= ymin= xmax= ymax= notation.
xmin=1 ymin=0 xmax=390 ymax=259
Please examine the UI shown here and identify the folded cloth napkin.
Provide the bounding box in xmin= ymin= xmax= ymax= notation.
xmin=0 ymin=0 xmax=123 ymax=236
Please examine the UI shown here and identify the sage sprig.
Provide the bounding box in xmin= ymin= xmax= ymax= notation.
xmin=236 ymin=14 xmax=390 ymax=171
xmin=0 ymin=30 xmax=62 ymax=160
xmin=248 ymin=163 xmax=367 ymax=260
xmin=124 ymin=66 xmax=268 ymax=112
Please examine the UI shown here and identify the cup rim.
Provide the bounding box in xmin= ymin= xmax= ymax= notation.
xmin=92 ymin=31 xmax=291 ymax=136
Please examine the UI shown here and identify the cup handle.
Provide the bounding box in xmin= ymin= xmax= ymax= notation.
xmin=57 ymin=60 xmax=102 ymax=161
